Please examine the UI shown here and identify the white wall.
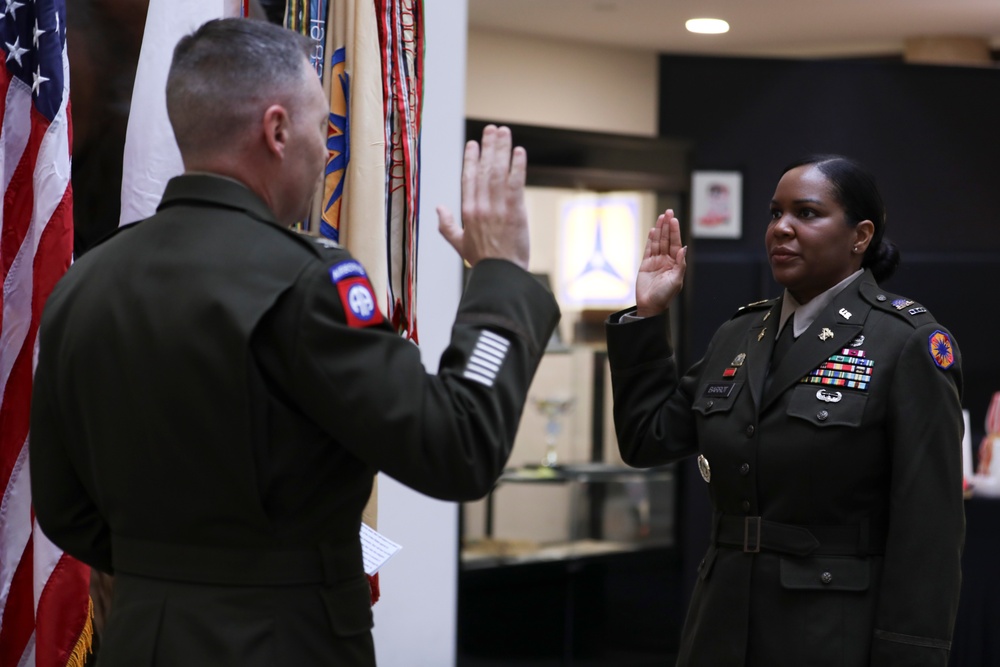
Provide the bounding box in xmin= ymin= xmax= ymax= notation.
xmin=371 ymin=1 xmax=466 ymax=665
xmin=466 ymin=28 xmax=660 ymax=136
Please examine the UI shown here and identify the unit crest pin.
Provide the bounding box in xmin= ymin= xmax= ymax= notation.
xmin=697 ymin=455 xmax=711 ymax=483
xmin=818 ymin=328 xmax=835 ymax=341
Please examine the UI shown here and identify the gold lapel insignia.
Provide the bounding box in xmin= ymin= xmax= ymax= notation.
xmin=758 ymin=328 xmax=767 ymax=342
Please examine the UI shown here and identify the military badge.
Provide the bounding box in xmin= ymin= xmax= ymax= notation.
xmin=928 ymin=330 xmax=955 ymax=369
xmin=892 ymin=299 xmax=914 ymax=310
xmin=818 ymin=328 xmax=834 ymax=341
xmin=731 ymin=353 xmax=746 ymax=367
xmin=849 ymin=335 xmax=865 ymax=348
xmin=697 ymin=455 xmax=711 ymax=483
xmin=330 ymin=260 xmax=385 ymax=328
xmin=816 ymin=389 xmax=843 ymax=403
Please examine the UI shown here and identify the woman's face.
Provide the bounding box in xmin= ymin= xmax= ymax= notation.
xmin=766 ymin=164 xmax=868 ymax=303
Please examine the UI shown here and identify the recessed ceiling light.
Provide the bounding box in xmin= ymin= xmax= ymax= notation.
xmin=685 ymin=18 xmax=730 ymax=35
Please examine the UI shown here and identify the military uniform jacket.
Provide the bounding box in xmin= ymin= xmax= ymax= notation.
xmin=30 ymin=174 xmax=560 ymax=667
xmin=606 ymin=271 xmax=964 ymax=667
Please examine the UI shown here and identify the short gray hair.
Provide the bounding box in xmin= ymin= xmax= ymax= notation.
xmin=166 ymin=18 xmax=313 ymax=156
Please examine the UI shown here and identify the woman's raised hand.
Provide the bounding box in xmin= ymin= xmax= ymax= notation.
xmin=635 ymin=209 xmax=687 ymax=317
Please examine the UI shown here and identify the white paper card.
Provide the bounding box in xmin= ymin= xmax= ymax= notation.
xmin=360 ymin=523 xmax=402 ymax=575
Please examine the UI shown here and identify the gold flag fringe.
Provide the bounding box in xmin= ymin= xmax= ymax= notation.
xmin=65 ymin=596 xmax=94 ymax=667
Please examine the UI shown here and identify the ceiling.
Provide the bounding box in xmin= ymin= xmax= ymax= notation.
xmin=468 ymin=0 xmax=1000 ymax=59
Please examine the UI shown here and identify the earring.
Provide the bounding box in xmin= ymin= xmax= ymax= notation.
xmin=853 ymin=245 xmax=859 ymax=253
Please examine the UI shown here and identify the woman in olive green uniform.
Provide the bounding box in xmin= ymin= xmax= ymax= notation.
xmin=606 ymin=156 xmax=963 ymax=666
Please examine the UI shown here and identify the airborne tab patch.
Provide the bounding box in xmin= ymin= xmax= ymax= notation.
xmin=330 ymin=260 xmax=384 ymax=328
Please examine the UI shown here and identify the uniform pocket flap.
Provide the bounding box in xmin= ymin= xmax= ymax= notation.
xmin=787 ymin=385 xmax=867 ymax=427
xmin=693 ymin=381 xmax=744 ymax=415
xmin=780 ymin=556 xmax=870 ymax=592
xmin=321 ymin=575 xmax=375 ymax=636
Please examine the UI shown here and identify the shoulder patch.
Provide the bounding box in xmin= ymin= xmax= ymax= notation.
xmin=329 ymin=260 xmax=384 ymax=328
xmin=928 ymin=330 xmax=956 ymax=369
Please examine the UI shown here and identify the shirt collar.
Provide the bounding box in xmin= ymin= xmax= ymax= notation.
xmin=778 ymin=269 xmax=864 ymax=338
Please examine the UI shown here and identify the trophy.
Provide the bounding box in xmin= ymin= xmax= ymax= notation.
xmin=532 ymin=396 xmax=574 ymax=467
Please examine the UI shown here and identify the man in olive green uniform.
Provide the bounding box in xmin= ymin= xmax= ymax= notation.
xmin=30 ymin=19 xmax=558 ymax=667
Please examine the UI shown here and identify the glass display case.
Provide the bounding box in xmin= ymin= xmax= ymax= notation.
xmin=462 ymin=463 xmax=676 ymax=570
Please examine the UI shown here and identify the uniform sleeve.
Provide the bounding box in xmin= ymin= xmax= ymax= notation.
xmin=259 ymin=257 xmax=559 ymax=502
xmin=871 ymin=324 xmax=964 ymax=666
xmin=605 ymin=309 xmax=702 ymax=467
xmin=29 ymin=323 xmax=113 ymax=573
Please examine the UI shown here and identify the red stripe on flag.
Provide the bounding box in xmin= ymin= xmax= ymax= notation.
xmin=35 ymin=552 xmax=91 ymax=667
xmin=0 ymin=537 xmax=35 ymax=667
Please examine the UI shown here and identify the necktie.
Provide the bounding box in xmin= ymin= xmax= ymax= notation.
xmin=771 ymin=314 xmax=796 ymax=370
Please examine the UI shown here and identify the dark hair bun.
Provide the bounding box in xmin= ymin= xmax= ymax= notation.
xmin=867 ymin=237 xmax=900 ymax=283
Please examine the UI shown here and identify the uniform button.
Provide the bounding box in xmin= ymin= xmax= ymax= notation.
xmin=745 ymin=424 xmax=755 ymax=437
xmin=739 ymin=463 xmax=750 ymax=475
xmin=706 ymin=400 xmax=715 ymax=409
xmin=821 ymin=571 xmax=833 ymax=585
xmin=876 ymin=294 xmax=887 ymax=302
xmin=742 ymin=500 xmax=751 ymax=512
xmin=817 ymin=410 xmax=829 ymax=421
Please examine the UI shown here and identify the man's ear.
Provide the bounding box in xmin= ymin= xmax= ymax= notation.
xmin=262 ymin=104 xmax=289 ymax=158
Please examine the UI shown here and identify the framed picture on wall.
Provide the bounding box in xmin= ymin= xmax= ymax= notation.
xmin=691 ymin=170 xmax=742 ymax=239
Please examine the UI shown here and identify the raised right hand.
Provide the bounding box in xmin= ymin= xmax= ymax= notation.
xmin=635 ymin=209 xmax=687 ymax=317
xmin=436 ymin=125 xmax=530 ymax=270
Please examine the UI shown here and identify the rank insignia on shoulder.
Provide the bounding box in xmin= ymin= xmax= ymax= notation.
xmin=329 ymin=260 xmax=385 ymax=328
xmin=908 ymin=307 xmax=928 ymax=316
xmin=736 ymin=299 xmax=775 ymax=316
xmin=928 ymin=330 xmax=955 ymax=369
xmin=313 ymin=236 xmax=340 ymax=249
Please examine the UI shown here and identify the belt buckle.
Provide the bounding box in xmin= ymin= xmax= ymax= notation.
xmin=744 ymin=516 xmax=761 ymax=553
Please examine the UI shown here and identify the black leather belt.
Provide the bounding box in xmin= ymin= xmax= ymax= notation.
xmin=713 ymin=514 xmax=885 ymax=557
xmin=111 ymin=535 xmax=363 ymax=586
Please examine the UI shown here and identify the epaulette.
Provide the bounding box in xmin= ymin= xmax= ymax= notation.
xmin=732 ymin=297 xmax=778 ymax=319
xmin=287 ymin=230 xmax=344 ymax=257
xmin=861 ymin=282 xmax=936 ymax=327
xmin=307 ymin=234 xmax=341 ymax=250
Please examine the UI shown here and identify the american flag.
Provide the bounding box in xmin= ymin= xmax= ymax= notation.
xmin=0 ymin=0 xmax=89 ymax=666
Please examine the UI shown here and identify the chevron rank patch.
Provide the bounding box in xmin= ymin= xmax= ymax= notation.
xmin=463 ymin=330 xmax=510 ymax=387
xmin=928 ymin=330 xmax=955 ymax=369
xmin=330 ymin=260 xmax=384 ymax=328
